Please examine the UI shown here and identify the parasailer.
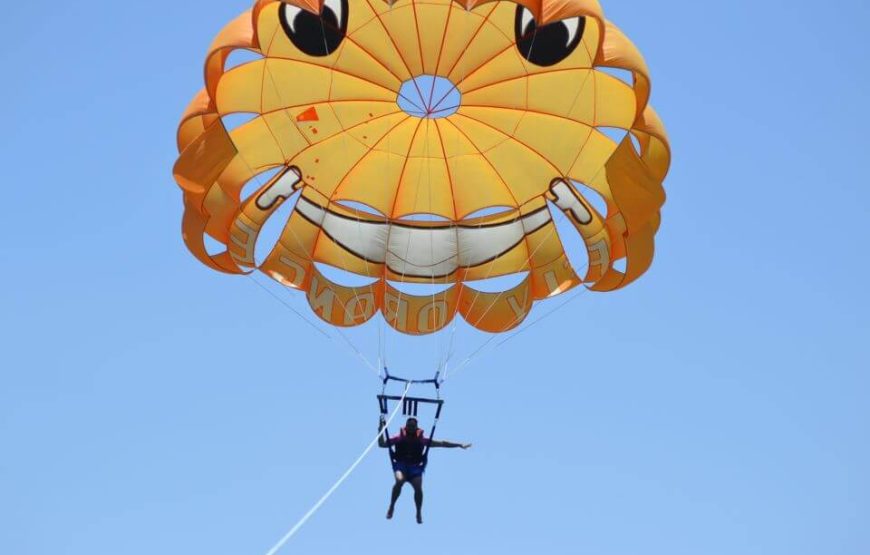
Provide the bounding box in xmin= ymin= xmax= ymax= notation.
xmin=379 ymin=416 xmax=471 ymax=523
xmin=172 ymin=0 xmax=670 ymax=535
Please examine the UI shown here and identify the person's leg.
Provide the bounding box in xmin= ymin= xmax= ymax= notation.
xmin=387 ymin=471 xmax=406 ymax=519
xmin=410 ymin=476 xmax=424 ymax=523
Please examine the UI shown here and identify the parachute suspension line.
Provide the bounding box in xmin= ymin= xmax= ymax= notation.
xmin=213 ymin=104 xmax=376 ymax=375
xmin=253 ymin=58 xmax=387 ymax=377
xmin=444 ymin=266 xmax=591 ymax=384
xmin=379 ymin=0 xmax=432 ymax=337
xmin=381 ymin=20 xmax=394 ymax=372
xmin=442 ymin=208 xmax=588 ymax=383
xmin=427 ymin=5 xmax=456 ymax=377
xmin=317 ymin=14 xmax=382 ymax=344
xmin=218 ymin=68 xmax=380 ymax=378
xmin=438 ymin=7 xmax=473 ymax=376
xmin=263 ymin=382 xmax=411 ymax=555
xmin=443 ymin=56 xmax=599 ymax=381
xmin=496 ymin=283 xmax=591 ymax=348
xmin=246 ymin=274 xmax=331 ymax=340
xmin=443 ymin=20 xmax=539 ymax=336
xmin=230 ymin=162 xmax=379 ymax=375
xmin=444 ymin=280 xmax=591 ymax=383
xmin=462 ymin=206 xmax=569 ymax=334
xmin=439 ymin=318 xmax=459 ymax=375
xmin=459 ymin=63 xmax=605 ymax=368
xmin=457 ymin=19 xmax=545 ymax=335
xmin=247 ymin=274 xmax=381 ymax=376
xmin=377 ymin=321 xmax=385 ymax=373
xmin=424 ymin=119 xmax=445 ymax=375
xmin=246 ymin=221 xmax=379 ymax=376
xmin=389 ymin=119 xmax=429 ymax=340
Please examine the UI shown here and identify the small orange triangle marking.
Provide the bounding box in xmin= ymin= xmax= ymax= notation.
xmin=296 ymin=107 xmax=319 ymax=122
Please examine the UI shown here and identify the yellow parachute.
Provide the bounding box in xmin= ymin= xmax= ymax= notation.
xmin=173 ymin=0 xmax=670 ymax=336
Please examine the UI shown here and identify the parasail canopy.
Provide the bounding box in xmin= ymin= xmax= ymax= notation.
xmin=173 ymin=0 xmax=670 ymax=335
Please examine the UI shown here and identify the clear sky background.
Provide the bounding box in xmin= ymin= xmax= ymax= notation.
xmin=1 ymin=1 xmax=868 ymax=554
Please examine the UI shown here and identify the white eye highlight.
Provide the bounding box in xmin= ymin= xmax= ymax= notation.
xmin=520 ymin=7 xmax=534 ymax=36
xmin=281 ymin=4 xmax=303 ymax=32
xmin=562 ymin=17 xmax=581 ymax=46
xmin=323 ymin=0 xmax=343 ymax=25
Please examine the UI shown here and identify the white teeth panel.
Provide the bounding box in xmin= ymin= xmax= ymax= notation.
xmin=295 ymin=196 xmax=553 ymax=278
xmin=388 ymin=226 xmax=458 ymax=268
xmin=296 ymin=196 xmax=328 ymax=226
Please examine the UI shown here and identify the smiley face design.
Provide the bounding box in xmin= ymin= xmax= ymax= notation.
xmin=174 ymin=0 xmax=670 ymax=334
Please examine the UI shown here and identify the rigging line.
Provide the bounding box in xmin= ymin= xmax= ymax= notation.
xmin=439 ymin=9 xmax=473 ymax=374
xmin=423 ymin=118 xmax=444 ymax=373
xmin=209 ymin=118 xmax=358 ymax=363
xmin=444 ymin=265 xmax=590 ymax=383
xmin=246 ymin=274 xmax=330 ymax=340
xmin=229 ymin=151 xmax=380 ymax=375
xmin=378 ymin=124 xmax=426 ymax=368
xmin=378 ymin=321 xmax=385 ymax=372
xmin=248 ymin=274 xmax=381 ymax=375
xmin=261 ymin=276 xmax=380 ymax=374
xmin=319 ymin=19 xmax=379 ymax=335
xmin=429 ymin=11 xmax=539 ymax=114
xmin=263 ymin=382 xmax=411 ymax=555
xmin=427 ymin=4 xmax=498 ymax=114
xmin=380 ymin=18 xmax=393 ymax=370
xmin=441 ymin=209 xmax=586 ymax=381
xmin=317 ymin=122 xmax=418 ymax=377
xmin=429 ymin=23 xmax=534 ymax=347
xmin=428 ymin=123 xmax=460 ymax=376
xmin=454 ymin=64 xmax=604 ymax=334
xmin=464 ymin=205 xmax=572 ymax=333
xmin=254 ymin=56 xmax=383 ymax=376
xmin=391 ymin=119 xmax=431 ymax=337
xmin=496 ymin=285 xmax=591 ymax=348
xmin=441 ymin=53 xmax=599 ymax=374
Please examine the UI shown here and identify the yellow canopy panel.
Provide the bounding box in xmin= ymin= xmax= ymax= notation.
xmin=173 ymin=0 xmax=670 ymax=335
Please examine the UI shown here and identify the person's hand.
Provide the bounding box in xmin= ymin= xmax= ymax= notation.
xmin=461 ymin=443 xmax=472 ymax=450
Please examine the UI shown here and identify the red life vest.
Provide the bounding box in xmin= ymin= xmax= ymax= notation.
xmin=393 ymin=427 xmax=426 ymax=465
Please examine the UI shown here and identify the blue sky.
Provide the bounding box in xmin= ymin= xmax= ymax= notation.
xmin=1 ymin=1 xmax=868 ymax=554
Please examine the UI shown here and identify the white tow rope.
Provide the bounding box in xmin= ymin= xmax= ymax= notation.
xmin=263 ymin=383 xmax=411 ymax=554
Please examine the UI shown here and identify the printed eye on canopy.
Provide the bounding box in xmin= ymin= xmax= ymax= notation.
xmin=271 ymin=0 xmax=606 ymax=26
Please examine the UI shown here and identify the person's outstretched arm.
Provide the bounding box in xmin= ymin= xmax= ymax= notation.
xmin=429 ymin=439 xmax=472 ymax=449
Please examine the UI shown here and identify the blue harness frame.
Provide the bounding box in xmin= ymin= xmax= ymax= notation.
xmin=377 ymin=369 xmax=445 ymax=471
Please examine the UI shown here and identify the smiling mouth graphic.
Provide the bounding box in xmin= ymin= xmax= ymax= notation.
xmin=255 ymin=165 xmax=594 ymax=281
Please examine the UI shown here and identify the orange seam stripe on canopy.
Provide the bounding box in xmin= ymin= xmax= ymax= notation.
xmin=172 ymin=0 xmax=670 ymax=335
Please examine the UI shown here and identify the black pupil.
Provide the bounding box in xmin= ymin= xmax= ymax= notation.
xmin=283 ymin=4 xmax=346 ymax=57
xmin=515 ymin=10 xmax=584 ymax=67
